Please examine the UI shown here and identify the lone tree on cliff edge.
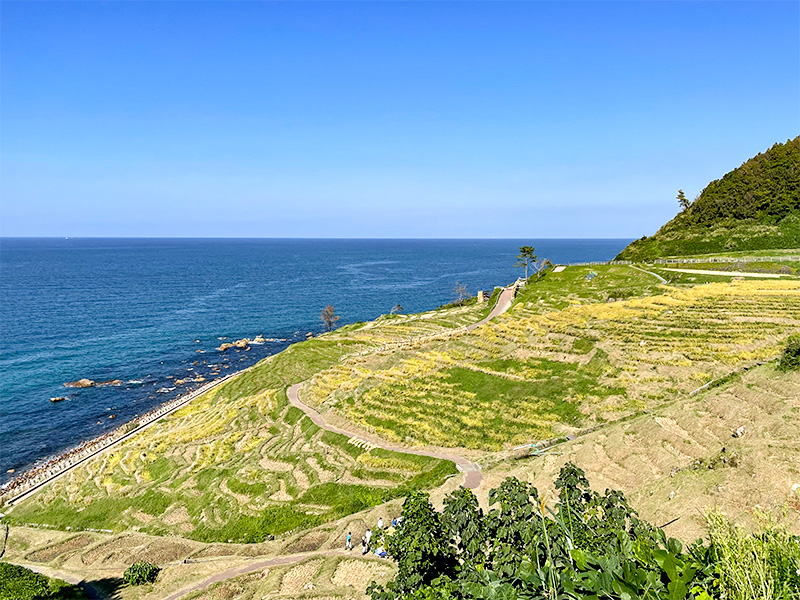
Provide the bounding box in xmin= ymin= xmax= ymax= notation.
xmin=677 ymin=189 xmax=690 ymax=211
xmin=321 ymin=305 xmax=340 ymax=332
xmin=515 ymin=246 xmax=537 ymax=280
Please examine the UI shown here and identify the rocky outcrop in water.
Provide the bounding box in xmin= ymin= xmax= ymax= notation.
xmin=64 ymin=379 xmax=95 ymax=388
xmin=218 ymin=338 xmax=250 ymax=351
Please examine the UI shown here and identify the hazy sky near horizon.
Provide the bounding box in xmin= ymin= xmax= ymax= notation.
xmin=1 ymin=2 xmax=798 ymax=238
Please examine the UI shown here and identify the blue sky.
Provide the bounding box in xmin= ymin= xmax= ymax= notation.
xmin=1 ymin=2 xmax=797 ymax=238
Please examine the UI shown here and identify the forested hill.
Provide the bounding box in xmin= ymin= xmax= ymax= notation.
xmin=616 ymin=136 xmax=800 ymax=260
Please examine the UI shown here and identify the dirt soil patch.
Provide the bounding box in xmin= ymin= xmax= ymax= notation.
xmin=27 ymin=535 xmax=94 ymax=563
xmin=331 ymin=558 xmax=392 ymax=589
xmin=284 ymin=531 xmax=329 ymax=554
xmin=81 ymin=535 xmax=147 ymax=565
xmin=280 ymin=558 xmax=323 ymax=594
xmin=133 ymin=540 xmax=196 ymax=564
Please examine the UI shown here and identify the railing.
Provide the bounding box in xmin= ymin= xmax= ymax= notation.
xmin=568 ymin=256 xmax=800 ymax=267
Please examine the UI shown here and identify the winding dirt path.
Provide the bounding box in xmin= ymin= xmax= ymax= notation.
xmin=288 ymin=383 xmax=483 ymax=489
xmin=286 ymin=285 xmax=519 ymax=490
xmin=162 ymin=550 xmax=352 ymax=600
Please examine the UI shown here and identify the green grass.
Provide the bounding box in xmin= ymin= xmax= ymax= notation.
xmin=675 ymin=247 xmax=800 ymax=260
xmin=513 ymin=265 xmax=665 ymax=312
xmin=8 ymin=341 xmax=457 ymax=543
xmin=618 ymin=213 xmax=800 ymax=261
xmin=0 ymin=562 xmax=88 ymax=600
xmin=706 ymin=511 xmax=800 ymax=599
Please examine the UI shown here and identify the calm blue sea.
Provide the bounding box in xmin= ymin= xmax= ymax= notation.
xmin=0 ymin=238 xmax=629 ymax=482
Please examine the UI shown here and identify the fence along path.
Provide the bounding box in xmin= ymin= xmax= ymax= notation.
xmin=568 ymin=255 xmax=800 ymax=267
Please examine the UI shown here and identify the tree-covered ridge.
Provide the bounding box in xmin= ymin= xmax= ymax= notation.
xmin=690 ymin=136 xmax=799 ymax=225
xmin=370 ymin=464 xmax=800 ymax=600
xmin=617 ymin=136 xmax=800 ymax=260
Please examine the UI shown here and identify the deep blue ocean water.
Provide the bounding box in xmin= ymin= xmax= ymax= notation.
xmin=0 ymin=238 xmax=629 ymax=482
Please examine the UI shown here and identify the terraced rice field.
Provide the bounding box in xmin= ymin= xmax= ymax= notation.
xmin=8 ymin=379 xmax=454 ymax=543
xmin=182 ymin=554 xmax=395 ymax=600
xmin=6 ymin=299 xmax=508 ymax=541
xmin=491 ymin=365 xmax=800 ymax=542
xmin=302 ymin=275 xmax=800 ymax=450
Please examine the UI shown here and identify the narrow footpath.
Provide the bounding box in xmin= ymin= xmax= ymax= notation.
xmin=285 ymin=284 xmax=519 ymax=491
xmin=9 ymin=283 xmax=520 ymax=600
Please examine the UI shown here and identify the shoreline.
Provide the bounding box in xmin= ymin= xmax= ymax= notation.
xmin=1 ymin=368 xmax=247 ymax=506
xmin=1 ymin=280 xmax=518 ymax=507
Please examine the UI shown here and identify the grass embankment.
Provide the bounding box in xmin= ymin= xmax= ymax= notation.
xmin=303 ymin=266 xmax=800 ymax=450
xmin=6 ymin=314 xmax=472 ymax=542
xmin=619 ymin=215 xmax=800 ymax=261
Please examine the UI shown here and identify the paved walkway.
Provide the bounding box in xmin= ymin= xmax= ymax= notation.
xmin=629 ymin=264 xmax=667 ymax=283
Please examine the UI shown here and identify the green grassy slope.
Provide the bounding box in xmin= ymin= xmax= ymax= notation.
xmin=617 ymin=136 xmax=800 ymax=260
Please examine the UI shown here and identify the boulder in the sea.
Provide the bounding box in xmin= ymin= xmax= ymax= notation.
xmin=233 ymin=338 xmax=250 ymax=348
xmin=253 ymin=334 xmax=266 ymax=344
xmin=96 ymin=379 xmax=123 ymax=387
xmin=218 ymin=342 xmax=235 ymax=351
xmin=194 ymin=376 xmax=206 ymax=382
xmin=64 ymin=378 xmax=95 ymax=388
xmin=50 ymin=396 xmax=67 ymax=403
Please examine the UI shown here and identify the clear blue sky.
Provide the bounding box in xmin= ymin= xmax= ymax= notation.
xmin=1 ymin=1 xmax=798 ymax=238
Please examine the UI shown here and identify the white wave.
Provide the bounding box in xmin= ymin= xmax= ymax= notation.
xmin=156 ymin=387 xmax=176 ymax=393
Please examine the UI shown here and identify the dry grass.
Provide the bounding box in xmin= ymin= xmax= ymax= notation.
xmin=486 ymin=365 xmax=800 ymax=541
xmin=302 ymin=277 xmax=800 ymax=450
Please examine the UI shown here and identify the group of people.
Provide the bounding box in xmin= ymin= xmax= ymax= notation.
xmin=0 ymin=374 xmax=230 ymax=501
xmin=344 ymin=516 xmax=402 ymax=558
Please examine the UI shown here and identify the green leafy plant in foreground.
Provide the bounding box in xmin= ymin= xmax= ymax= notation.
xmin=777 ymin=336 xmax=800 ymax=372
xmin=123 ymin=561 xmax=160 ymax=586
xmin=370 ymin=463 xmax=800 ymax=600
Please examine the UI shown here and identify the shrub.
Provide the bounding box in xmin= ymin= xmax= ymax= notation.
xmin=777 ymin=336 xmax=800 ymax=371
xmin=123 ymin=561 xmax=159 ymax=586
xmin=0 ymin=562 xmax=49 ymax=600
xmin=370 ymin=463 xmax=800 ymax=600
xmin=0 ymin=562 xmax=87 ymax=599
